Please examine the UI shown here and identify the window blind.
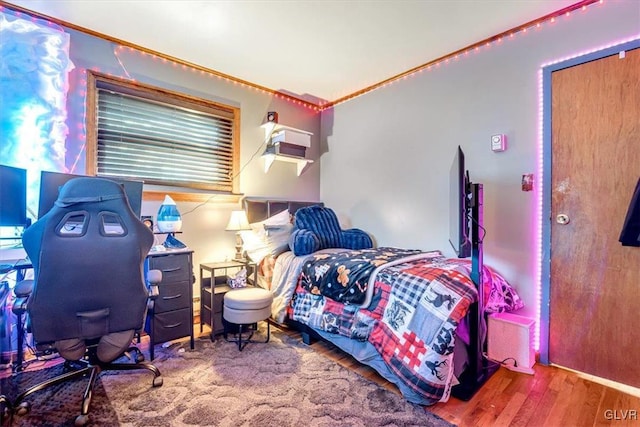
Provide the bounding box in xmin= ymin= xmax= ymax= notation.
xmin=96 ymin=87 xmax=235 ymax=191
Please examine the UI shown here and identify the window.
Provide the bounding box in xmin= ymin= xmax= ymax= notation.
xmin=86 ymin=72 xmax=239 ymax=193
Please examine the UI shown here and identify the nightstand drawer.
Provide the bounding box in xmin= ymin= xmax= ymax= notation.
xmin=213 ymin=284 xmax=232 ymax=314
xmin=146 ymin=308 xmax=191 ymax=343
xmin=199 ymin=261 xmax=257 ymax=340
xmin=213 ymin=311 xmax=224 ymax=335
xmin=149 ymin=254 xmax=191 ymax=283
xmin=155 ymin=280 xmax=190 ymax=313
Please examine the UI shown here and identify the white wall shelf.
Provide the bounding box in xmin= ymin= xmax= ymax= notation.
xmin=262 ymin=153 xmax=313 ymax=176
xmin=260 ymin=121 xmax=313 ymax=176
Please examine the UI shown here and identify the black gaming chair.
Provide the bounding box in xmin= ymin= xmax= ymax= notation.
xmin=0 ymin=177 xmax=162 ymax=426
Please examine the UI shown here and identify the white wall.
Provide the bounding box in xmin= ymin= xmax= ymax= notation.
xmin=319 ymin=1 xmax=640 ymax=318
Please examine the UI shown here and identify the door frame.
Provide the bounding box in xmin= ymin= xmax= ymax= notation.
xmin=538 ymin=38 xmax=640 ymax=365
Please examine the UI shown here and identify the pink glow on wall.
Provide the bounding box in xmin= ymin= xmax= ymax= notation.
xmin=535 ymin=68 xmax=545 ymax=352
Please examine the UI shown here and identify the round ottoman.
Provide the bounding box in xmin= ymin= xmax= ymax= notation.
xmin=223 ymin=287 xmax=273 ymax=351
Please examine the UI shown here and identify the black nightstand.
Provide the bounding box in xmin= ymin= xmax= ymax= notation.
xmin=199 ymin=260 xmax=257 ymax=340
xmin=145 ymin=249 xmax=195 ymax=360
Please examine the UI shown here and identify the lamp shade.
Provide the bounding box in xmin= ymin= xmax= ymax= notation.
xmin=226 ymin=210 xmax=250 ymax=231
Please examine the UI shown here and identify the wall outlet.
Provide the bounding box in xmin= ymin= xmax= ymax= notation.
xmin=491 ymin=134 xmax=507 ymax=152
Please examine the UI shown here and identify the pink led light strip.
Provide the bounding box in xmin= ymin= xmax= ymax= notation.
xmin=327 ymin=0 xmax=604 ymax=108
xmin=0 ymin=0 xmax=604 ymax=110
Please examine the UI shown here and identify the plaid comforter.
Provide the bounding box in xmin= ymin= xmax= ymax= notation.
xmin=287 ymin=248 xmax=479 ymax=404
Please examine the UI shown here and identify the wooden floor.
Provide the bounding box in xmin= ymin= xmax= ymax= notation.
xmin=3 ymin=324 xmax=639 ymax=427
xmin=276 ymin=325 xmax=640 ymax=427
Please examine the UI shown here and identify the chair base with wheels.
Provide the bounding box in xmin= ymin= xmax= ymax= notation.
xmin=223 ymin=287 xmax=273 ymax=351
xmin=0 ymin=177 xmax=165 ymax=426
xmin=1 ymin=339 xmax=162 ymax=426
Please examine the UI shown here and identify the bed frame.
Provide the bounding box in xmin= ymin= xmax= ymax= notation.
xmin=243 ymin=196 xmax=497 ymax=401
xmin=244 ymin=198 xmax=323 ymax=224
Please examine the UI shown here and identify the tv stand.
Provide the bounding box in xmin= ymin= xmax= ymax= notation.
xmin=451 ymin=182 xmax=500 ymax=400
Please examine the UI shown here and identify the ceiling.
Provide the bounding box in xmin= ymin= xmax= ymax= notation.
xmin=5 ymin=0 xmax=583 ymax=104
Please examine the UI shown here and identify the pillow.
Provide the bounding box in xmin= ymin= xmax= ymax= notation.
xmin=240 ymin=210 xmax=293 ymax=263
xmin=256 ymin=254 xmax=276 ymax=290
xmin=260 ymin=209 xmax=292 ymax=227
xmin=264 ymin=222 xmax=293 ymax=257
xmin=239 ymin=229 xmax=270 ymax=263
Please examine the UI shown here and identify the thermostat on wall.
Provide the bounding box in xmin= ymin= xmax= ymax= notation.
xmin=491 ymin=134 xmax=507 ymax=152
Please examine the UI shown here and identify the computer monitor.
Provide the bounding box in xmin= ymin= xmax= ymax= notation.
xmin=0 ymin=164 xmax=28 ymax=227
xmin=38 ymin=171 xmax=144 ymax=219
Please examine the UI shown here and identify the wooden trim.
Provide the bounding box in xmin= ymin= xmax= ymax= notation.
xmin=85 ymin=70 xmax=240 ymax=193
xmin=1 ymin=0 xmax=600 ymax=111
xmin=88 ymin=71 xmax=237 ymax=119
xmin=232 ymin=114 xmax=241 ymax=194
xmin=143 ymin=190 xmax=242 ymax=204
xmin=85 ymin=71 xmax=98 ymax=175
xmin=0 ymin=1 xmax=319 ymax=111
xmin=325 ymin=0 xmax=601 ymax=108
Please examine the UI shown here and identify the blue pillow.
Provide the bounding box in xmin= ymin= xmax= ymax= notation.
xmin=289 ymin=206 xmax=373 ymax=256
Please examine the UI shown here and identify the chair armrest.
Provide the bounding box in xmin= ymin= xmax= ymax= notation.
xmin=12 ymin=279 xmax=34 ymax=315
xmin=147 ymin=269 xmax=162 ymax=286
xmin=146 ymin=269 xmax=162 ymax=310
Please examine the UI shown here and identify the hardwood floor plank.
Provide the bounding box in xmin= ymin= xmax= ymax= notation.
xmin=509 ymin=369 xmax=553 ymax=427
xmin=493 ymin=391 xmax=527 ymax=426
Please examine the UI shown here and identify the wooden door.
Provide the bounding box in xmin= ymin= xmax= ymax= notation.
xmin=550 ymin=48 xmax=640 ymax=387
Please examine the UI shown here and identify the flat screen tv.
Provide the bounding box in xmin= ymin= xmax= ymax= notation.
xmin=0 ymin=164 xmax=29 ymax=227
xmin=38 ymin=171 xmax=144 ymax=219
xmin=619 ymin=177 xmax=640 ymax=247
xmin=449 ymin=146 xmax=472 ymax=258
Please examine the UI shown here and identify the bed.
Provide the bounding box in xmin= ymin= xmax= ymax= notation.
xmin=241 ymin=198 xmax=523 ymax=406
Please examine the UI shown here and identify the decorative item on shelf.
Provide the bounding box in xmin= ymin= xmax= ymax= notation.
xmin=141 ymin=215 xmax=154 ymax=230
xmin=157 ymin=195 xmax=182 ymax=232
xmin=227 ymin=267 xmax=247 ymax=289
xmin=226 ymin=210 xmax=251 ymax=262
xmin=266 ymin=111 xmax=278 ymax=123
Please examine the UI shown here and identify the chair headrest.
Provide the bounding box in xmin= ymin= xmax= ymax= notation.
xmin=54 ymin=177 xmax=126 ymax=209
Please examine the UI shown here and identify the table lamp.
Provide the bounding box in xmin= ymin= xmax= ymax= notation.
xmin=226 ymin=210 xmax=250 ymax=261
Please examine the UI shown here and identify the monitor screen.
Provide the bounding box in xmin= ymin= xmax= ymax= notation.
xmin=38 ymin=171 xmax=144 ymax=219
xmin=0 ymin=164 xmax=28 ymax=227
xmin=448 ymin=146 xmax=471 ymax=258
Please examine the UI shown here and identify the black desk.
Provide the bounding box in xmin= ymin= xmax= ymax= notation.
xmin=0 ymin=259 xmax=32 ymax=281
xmin=0 ymin=282 xmax=10 ymax=364
xmin=0 ymin=259 xmax=33 ymax=370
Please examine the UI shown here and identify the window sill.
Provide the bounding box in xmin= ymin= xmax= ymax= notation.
xmin=143 ymin=189 xmax=242 ymax=204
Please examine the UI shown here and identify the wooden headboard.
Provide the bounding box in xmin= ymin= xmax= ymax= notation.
xmin=243 ymin=198 xmax=323 ymax=223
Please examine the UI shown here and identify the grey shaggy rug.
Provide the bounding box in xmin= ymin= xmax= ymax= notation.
xmin=2 ymin=328 xmax=455 ymax=426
